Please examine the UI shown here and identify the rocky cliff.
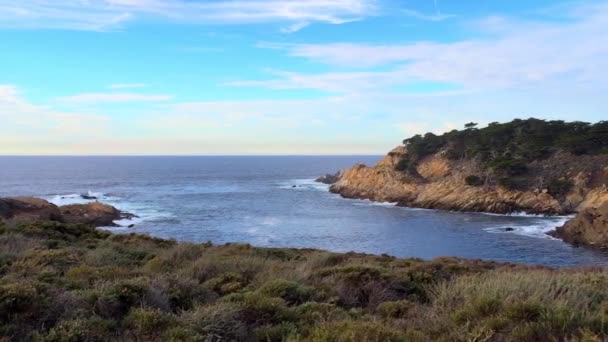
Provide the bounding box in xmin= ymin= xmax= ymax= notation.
xmin=326 ymin=119 xmax=608 ymax=247
xmin=550 ymin=202 xmax=608 ymax=248
xmin=0 ymin=197 xmax=133 ymax=227
xmin=330 ymin=146 xmax=608 ymax=215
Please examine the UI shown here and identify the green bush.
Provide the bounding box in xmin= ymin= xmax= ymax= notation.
xmin=377 ymin=300 xmax=414 ymax=318
xmin=2 ymin=222 xmax=608 ymax=341
xmin=547 ymin=179 xmax=574 ymax=198
xmin=464 ymin=175 xmax=484 ymax=186
xmin=258 ymin=279 xmax=316 ymax=305
xmin=40 ymin=318 xmax=116 ymax=342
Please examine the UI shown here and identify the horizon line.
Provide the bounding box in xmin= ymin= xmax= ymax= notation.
xmin=0 ymin=154 xmax=385 ymax=157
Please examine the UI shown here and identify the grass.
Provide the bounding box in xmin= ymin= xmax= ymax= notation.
xmin=0 ymin=221 xmax=607 ymax=341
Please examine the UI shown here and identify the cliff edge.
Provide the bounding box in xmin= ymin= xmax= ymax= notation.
xmin=327 ymin=119 xmax=608 ymax=245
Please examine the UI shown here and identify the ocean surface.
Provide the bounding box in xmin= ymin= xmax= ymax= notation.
xmin=1 ymin=156 xmax=607 ymax=267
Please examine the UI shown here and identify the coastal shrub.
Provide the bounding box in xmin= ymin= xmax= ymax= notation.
xmin=464 ymin=175 xmax=484 ymax=186
xmin=221 ymin=291 xmax=292 ymax=325
xmin=394 ymin=158 xmax=413 ymax=172
xmin=307 ymin=320 xmax=408 ymax=341
xmin=398 ymin=119 xmax=608 ymax=186
xmin=547 ymin=178 xmax=574 ymax=198
xmin=2 ymin=221 xmax=608 ymax=341
xmin=123 ymin=308 xmax=176 ymax=339
xmin=258 ymin=279 xmax=316 ymax=305
xmin=93 ymin=279 xmax=150 ymax=318
xmin=377 ymin=300 xmax=414 ymax=318
xmin=185 ymin=303 xmax=248 ymax=340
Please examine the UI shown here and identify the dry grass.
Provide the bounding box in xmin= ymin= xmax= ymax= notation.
xmin=0 ymin=221 xmax=606 ymax=341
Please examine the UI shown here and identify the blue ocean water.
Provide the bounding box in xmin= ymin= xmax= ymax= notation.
xmin=1 ymin=156 xmax=607 ymax=267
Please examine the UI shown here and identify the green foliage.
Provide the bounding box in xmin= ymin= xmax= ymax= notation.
xmin=0 ymin=222 xmax=607 ymax=341
xmin=547 ymin=178 xmax=574 ymax=198
xmin=396 ymin=118 xmax=608 ymax=183
xmin=465 ymin=175 xmax=484 ymax=186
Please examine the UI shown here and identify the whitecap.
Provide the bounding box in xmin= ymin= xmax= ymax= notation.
xmin=484 ymin=216 xmax=572 ymax=239
xmin=42 ymin=191 xmax=174 ymax=228
xmin=278 ymin=179 xmax=330 ymax=191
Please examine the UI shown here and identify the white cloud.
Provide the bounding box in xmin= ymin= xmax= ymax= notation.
xmin=401 ymin=9 xmax=455 ymax=22
xmin=0 ymin=0 xmax=377 ymax=30
xmin=0 ymin=85 xmax=111 ymax=150
xmin=280 ymin=21 xmax=310 ymax=33
xmin=58 ymin=93 xmax=173 ymax=104
xmin=108 ymin=83 xmax=147 ymax=89
xmin=253 ymin=3 xmax=608 ymax=92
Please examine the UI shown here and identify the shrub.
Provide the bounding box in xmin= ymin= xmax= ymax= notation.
xmin=377 ymin=300 xmax=414 ymax=319
xmin=124 ymin=308 xmax=176 ymax=339
xmin=258 ymin=279 xmax=316 ymax=305
xmin=222 ymin=292 xmax=292 ymax=325
xmin=94 ymin=279 xmax=150 ymax=318
xmin=185 ymin=303 xmax=248 ymax=340
xmin=204 ymin=272 xmax=246 ymax=295
xmin=394 ymin=158 xmax=412 ymax=172
xmin=40 ymin=318 xmax=116 ymax=342
xmin=547 ymin=179 xmax=574 ymax=198
xmin=308 ymin=320 xmax=408 ymax=341
xmin=464 ymin=175 xmax=484 ymax=186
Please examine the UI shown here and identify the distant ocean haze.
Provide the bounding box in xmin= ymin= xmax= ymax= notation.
xmin=1 ymin=155 xmax=607 ymax=267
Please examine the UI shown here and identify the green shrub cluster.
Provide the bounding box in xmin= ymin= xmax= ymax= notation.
xmin=397 ymin=118 xmax=608 ymax=189
xmin=0 ymin=221 xmax=606 ymax=341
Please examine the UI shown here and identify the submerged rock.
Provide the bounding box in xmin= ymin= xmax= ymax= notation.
xmin=549 ymin=202 xmax=608 ymax=248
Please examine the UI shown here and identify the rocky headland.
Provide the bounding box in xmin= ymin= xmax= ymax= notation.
xmin=0 ymin=196 xmax=135 ymax=227
xmin=323 ymin=119 xmax=608 ymax=247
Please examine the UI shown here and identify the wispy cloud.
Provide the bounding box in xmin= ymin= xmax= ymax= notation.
xmin=280 ymin=21 xmax=310 ymax=33
xmin=401 ymin=9 xmax=455 ymax=22
xmin=0 ymin=85 xmax=111 ymax=148
xmin=0 ymin=0 xmax=377 ymax=31
xmin=252 ymin=3 xmax=608 ymax=93
xmin=58 ymin=93 xmax=173 ymax=104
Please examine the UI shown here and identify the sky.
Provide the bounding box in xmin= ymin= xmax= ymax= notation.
xmin=0 ymin=0 xmax=606 ymax=155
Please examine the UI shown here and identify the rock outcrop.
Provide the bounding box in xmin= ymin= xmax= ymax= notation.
xmin=315 ymin=172 xmax=343 ymax=185
xmin=0 ymin=197 xmax=133 ymax=227
xmin=0 ymin=197 xmax=63 ymax=225
xmin=550 ymin=202 xmax=608 ymax=248
xmin=60 ymin=202 xmax=132 ymax=226
xmin=329 ymin=147 xmax=592 ymax=215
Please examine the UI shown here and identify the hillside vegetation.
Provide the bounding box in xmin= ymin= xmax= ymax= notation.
xmin=1 ymin=221 xmax=608 ymax=341
xmin=397 ymin=118 xmax=608 ymax=191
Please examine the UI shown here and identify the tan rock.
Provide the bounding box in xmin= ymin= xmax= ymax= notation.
xmin=0 ymin=197 xmax=62 ymax=225
xmin=550 ymin=202 xmax=608 ymax=248
xmin=60 ymin=202 xmax=128 ymax=226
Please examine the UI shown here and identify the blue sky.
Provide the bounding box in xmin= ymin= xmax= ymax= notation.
xmin=0 ymin=0 xmax=606 ymax=155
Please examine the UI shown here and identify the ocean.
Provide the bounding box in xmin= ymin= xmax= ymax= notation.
xmin=1 ymin=155 xmax=607 ymax=267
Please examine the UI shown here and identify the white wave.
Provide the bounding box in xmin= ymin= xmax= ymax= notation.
xmin=484 ymin=216 xmax=571 ymax=239
xmin=42 ymin=191 xmax=174 ymax=228
xmin=44 ymin=191 xmax=120 ymax=206
xmin=351 ymin=199 xmax=398 ymax=207
xmin=478 ymin=211 xmax=560 ymax=218
xmin=278 ymin=178 xmax=329 ymax=191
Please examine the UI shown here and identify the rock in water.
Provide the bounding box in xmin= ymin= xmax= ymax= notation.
xmin=0 ymin=197 xmax=63 ymax=225
xmin=315 ymin=172 xmax=342 ymax=185
xmin=549 ymin=202 xmax=608 ymax=248
xmin=60 ymin=202 xmax=125 ymax=227
xmin=0 ymin=196 xmax=136 ymax=228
